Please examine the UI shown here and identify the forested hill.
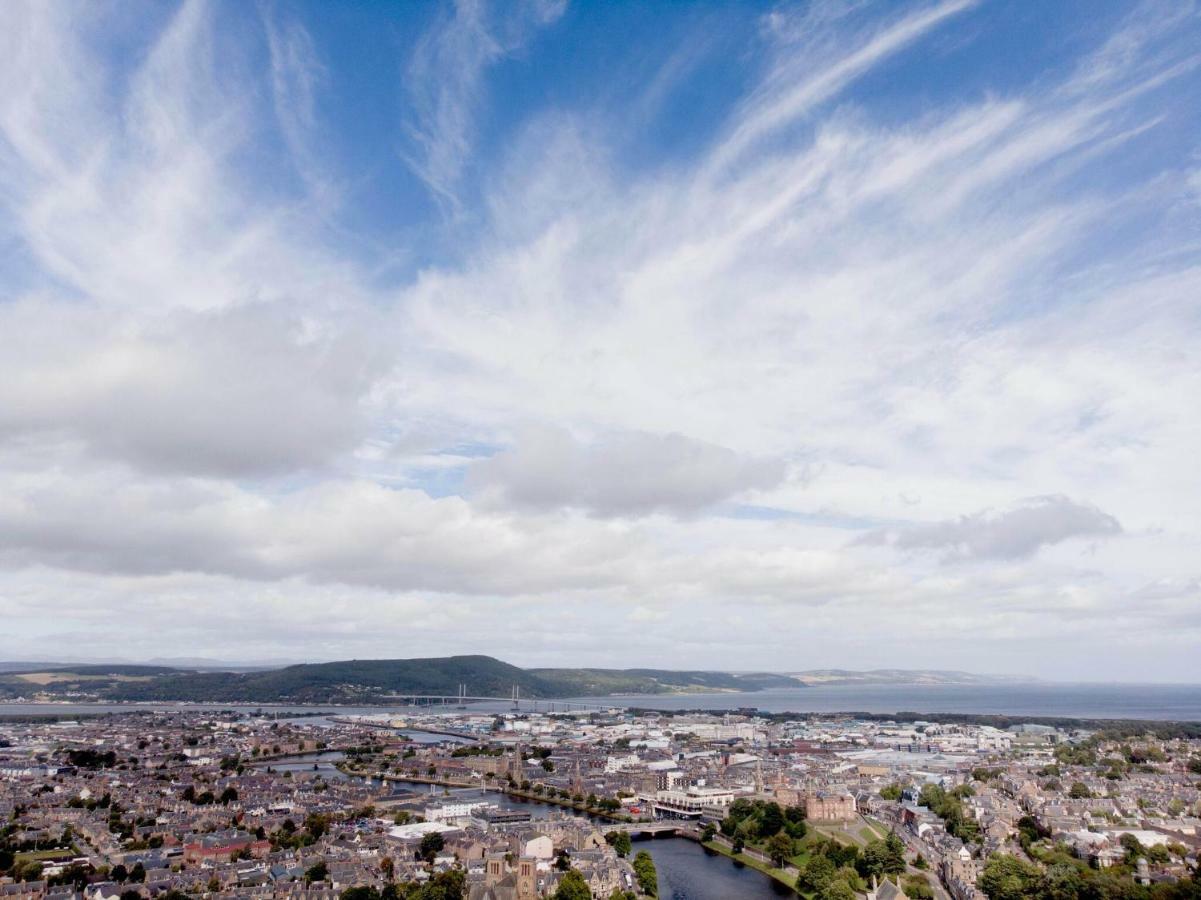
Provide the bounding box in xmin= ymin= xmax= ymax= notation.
xmin=0 ymin=656 xmax=806 ymax=703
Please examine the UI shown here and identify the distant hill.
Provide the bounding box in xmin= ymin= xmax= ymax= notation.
xmin=531 ymin=668 xmax=803 ymax=695
xmin=792 ymin=668 xmax=1039 ymax=686
xmin=0 ymin=656 xmax=808 ymax=703
xmin=0 ymin=657 xmax=1032 ymax=704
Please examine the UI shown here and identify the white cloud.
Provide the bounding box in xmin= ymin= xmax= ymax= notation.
xmin=0 ymin=1 xmax=1199 ymax=679
xmin=469 ymin=427 xmax=785 ymax=516
xmin=401 ymin=0 xmax=565 ymax=210
xmin=860 ymin=495 xmax=1122 ymax=560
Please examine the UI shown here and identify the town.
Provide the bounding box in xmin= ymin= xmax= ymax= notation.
xmin=2 ymin=706 xmax=1201 ymax=900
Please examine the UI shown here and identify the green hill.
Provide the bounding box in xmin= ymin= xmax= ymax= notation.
xmin=0 ymin=656 xmax=803 ymax=703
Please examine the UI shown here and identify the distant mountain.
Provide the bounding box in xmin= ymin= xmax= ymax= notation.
xmin=792 ymin=668 xmax=1039 ymax=686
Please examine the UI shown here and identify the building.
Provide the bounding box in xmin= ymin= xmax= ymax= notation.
xmin=805 ymin=791 xmax=857 ymax=823
xmin=467 ymin=855 xmax=537 ymax=900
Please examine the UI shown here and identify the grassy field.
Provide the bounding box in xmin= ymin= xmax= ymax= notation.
xmin=16 ymin=848 xmax=77 ymax=862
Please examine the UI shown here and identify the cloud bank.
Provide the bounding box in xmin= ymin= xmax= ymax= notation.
xmin=0 ymin=0 xmax=1199 ymax=680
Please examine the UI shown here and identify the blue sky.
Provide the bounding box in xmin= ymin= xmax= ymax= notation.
xmin=1 ymin=0 xmax=1200 ymax=681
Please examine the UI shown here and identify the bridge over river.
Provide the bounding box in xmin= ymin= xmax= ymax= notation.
xmin=374 ymin=685 xmax=620 ymax=714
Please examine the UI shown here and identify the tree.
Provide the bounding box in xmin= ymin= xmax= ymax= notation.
xmin=879 ymin=783 xmax=904 ymax=801
xmin=305 ymin=861 xmax=328 ymax=885
xmin=903 ymin=874 xmax=935 ymax=900
xmin=606 ymin=830 xmax=632 ymax=858
xmin=731 ymin=836 xmax=744 ymax=854
xmin=701 ymin=823 xmax=716 ymax=843
xmin=883 ymin=831 xmax=906 ymax=874
xmin=553 ymin=869 xmax=592 ymax=900
xmin=419 ymin=831 xmax=445 ymax=862
xmin=820 ymin=881 xmax=856 ymax=900
xmin=978 ymin=854 xmax=1040 ymax=900
xmin=766 ymin=831 xmax=795 ymax=867
xmin=219 ymin=786 xmax=239 ymax=804
xmin=800 ymin=854 xmax=835 ymax=894
xmin=758 ymin=801 xmax=785 ymax=838
xmin=861 ymin=836 xmax=904 ymax=880
xmin=1068 ymin=782 xmax=1092 ymax=799
xmin=416 ymin=869 xmax=465 ymax=900
xmin=632 ymin=851 xmax=657 ymax=898
xmin=341 ymin=888 xmax=381 ymax=900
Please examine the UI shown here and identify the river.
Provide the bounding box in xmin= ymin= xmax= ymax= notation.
xmin=641 ymin=838 xmax=792 ymax=900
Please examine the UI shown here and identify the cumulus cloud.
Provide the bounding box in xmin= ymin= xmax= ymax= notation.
xmin=861 ymin=496 xmax=1122 ymax=560
xmin=0 ymin=303 xmax=383 ymax=476
xmin=469 ymin=427 xmax=786 ymax=516
xmin=0 ymin=1 xmax=1199 ymax=677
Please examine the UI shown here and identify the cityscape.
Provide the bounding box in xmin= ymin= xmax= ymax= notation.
xmin=3 ymin=699 xmax=1201 ymax=899
xmin=4 ymin=0 xmax=1201 ymax=898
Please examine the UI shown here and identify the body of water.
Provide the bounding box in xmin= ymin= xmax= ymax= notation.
xmin=3 ymin=682 xmax=1200 ymax=721
xmin=642 ymin=838 xmax=791 ymax=900
xmin=572 ymin=682 xmax=1201 ymax=721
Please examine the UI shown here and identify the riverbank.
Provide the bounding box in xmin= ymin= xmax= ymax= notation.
xmin=698 ymin=837 xmax=798 ymax=893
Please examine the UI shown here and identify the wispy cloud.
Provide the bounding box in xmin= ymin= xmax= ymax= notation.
xmin=0 ymin=1 xmax=1199 ymax=678
xmin=400 ymin=0 xmax=565 ymax=212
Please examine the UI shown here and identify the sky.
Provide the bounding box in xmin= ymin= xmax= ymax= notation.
xmin=1 ymin=0 xmax=1200 ymax=683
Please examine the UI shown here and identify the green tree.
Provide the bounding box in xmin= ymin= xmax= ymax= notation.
xmin=879 ymin=784 xmax=904 ymax=801
xmin=341 ymin=888 xmax=381 ymax=900
xmin=766 ymin=831 xmax=795 ymax=867
xmin=606 ymin=830 xmax=632 ymax=858
xmin=820 ymin=880 xmax=856 ymax=900
xmin=1068 ymin=782 xmax=1092 ymax=799
xmin=883 ymin=831 xmax=906 ymax=874
xmin=553 ymin=869 xmax=592 ymax=900
xmin=978 ymin=853 xmax=1040 ymax=900
xmin=419 ymin=831 xmax=445 ymax=862
xmin=800 ymin=854 xmax=836 ymax=894
xmin=633 ymin=850 xmax=658 ymax=898
xmin=758 ymin=801 xmax=785 ymax=838
xmin=305 ymin=861 xmax=329 ymax=885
